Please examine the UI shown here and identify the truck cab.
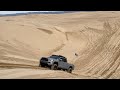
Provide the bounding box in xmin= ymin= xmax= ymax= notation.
xmin=39 ymin=55 xmax=74 ymax=73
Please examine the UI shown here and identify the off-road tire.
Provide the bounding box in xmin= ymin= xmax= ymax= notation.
xmin=40 ymin=64 xmax=45 ymax=67
xmin=67 ymin=67 xmax=72 ymax=73
xmin=62 ymin=69 xmax=65 ymax=71
xmin=51 ymin=64 xmax=58 ymax=70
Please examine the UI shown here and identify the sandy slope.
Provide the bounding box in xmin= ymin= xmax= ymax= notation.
xmin=1 ymin=11 xmax=120 ymax=79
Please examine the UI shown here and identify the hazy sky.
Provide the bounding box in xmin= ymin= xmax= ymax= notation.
xmin=0 ymin=11 xmax=60 ymax=15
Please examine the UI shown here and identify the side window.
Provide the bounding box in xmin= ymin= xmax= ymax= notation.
xmin=59 ymin=57 xmax=63 ymax=61
xmin=59 ymin=57 xmax=67 ymax=62
xmin=62 ymin=57 xmax=67 ymax=62
xmin=64 ymin=58 xmax=67 ymax=62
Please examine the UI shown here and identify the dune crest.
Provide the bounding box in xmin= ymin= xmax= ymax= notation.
xmin=1 ymin=11 xmax=120 ymax=78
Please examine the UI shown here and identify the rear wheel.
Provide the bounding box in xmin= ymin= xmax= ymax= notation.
xmin=67 ymin=67 xmax=72 ymax=73
xmin=51 ymin=64 xmax=58 ymax=70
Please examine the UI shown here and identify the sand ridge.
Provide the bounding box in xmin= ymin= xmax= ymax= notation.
xmin=1 ymin=11 xmax=120 ymax=79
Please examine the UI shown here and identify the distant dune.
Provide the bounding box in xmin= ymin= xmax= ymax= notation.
xmin=1 ymin=11 xmax=120 ymax=79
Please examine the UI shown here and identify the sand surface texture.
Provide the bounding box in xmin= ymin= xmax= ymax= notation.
xmin=0 ymin=11 xmax=120 ymax=79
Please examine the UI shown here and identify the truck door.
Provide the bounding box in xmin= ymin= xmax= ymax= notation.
xmin=62 ymin=60 xmax=68 ymax=69
xmin=58 ymin=58 xmax=64 ymax=69
xmin=59 ymin=57 xmax=67 ymax=69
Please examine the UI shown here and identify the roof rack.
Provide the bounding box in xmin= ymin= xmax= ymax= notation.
xmin=51 ymin=55 xmax=58 ymax=56
xmin=51 ymin=55 xmax=66 ymax=58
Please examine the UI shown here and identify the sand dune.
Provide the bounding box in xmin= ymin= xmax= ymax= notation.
xmin=1 ymin=11 xmax=120 ymax=79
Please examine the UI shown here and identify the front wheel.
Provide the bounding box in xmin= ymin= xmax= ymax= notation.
xmin=51 ymin=64 xmax=58 ymax=70
xmin=40 ymin=64 xmax=45 ymax=67
xmin=62 ymin=69 xmax=65 ymax=71
xmin=67 ymin=67 xmax=72 ymax=73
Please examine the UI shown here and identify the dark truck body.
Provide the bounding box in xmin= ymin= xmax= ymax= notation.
xmin=39 ymin=55 xmax=74 ymax=73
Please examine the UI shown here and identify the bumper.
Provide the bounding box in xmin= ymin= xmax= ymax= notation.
xmin=40 ymin=61 xmax=52 ymax=66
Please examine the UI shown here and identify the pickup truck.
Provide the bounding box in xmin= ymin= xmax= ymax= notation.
xmin=39 ymin=55 xmax=74 ymax=73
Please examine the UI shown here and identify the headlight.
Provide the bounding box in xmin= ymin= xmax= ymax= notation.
xmin=50 ymin=59 xmax=53 ymax=62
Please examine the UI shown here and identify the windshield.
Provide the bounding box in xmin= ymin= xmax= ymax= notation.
xmin=49 ymin=56 xmax=59 ymax=59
